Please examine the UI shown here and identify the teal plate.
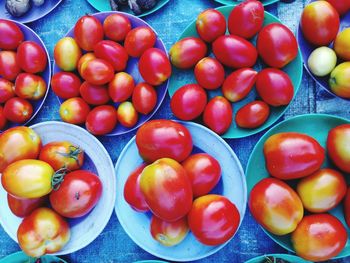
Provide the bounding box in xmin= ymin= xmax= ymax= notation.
xmin=245 ymin=254 xmax=310 ymax=263
xmin=214 ymin=0 xmax=279 ymax=6
xmin=168 ymin=6 xmax=303 ymax=139
xmin=0 ymin=251 xmax=67 ymax=263
xmin=86 ymin=0 xmax=170 ymax=17
xmin=246 ymin=114 xmax=350 ymax=259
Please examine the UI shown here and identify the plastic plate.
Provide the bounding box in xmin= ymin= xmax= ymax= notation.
xmin=0 ymin=251 xmax=67 ymax=263
xmin=245 ymin=253 xmax=310 ymax=263
xmin=214 ymin=0 xmax=279 ymax=6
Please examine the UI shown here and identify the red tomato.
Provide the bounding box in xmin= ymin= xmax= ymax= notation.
xmin=169 ymin=37 xmax=208 ymax=69
xmin=7 ymin=194 xmax=47 ymax=218
xmin=74 ymin=15 xmax=104 ymax=51
xmin=50 ymin=170 xmax=102 ymax=218
xmin=0 ymin=51 xmax=21 ymax=81
xmin=0 ymin=19 xmax=24 ymax=50
xmin=136 ymin=119 xmax=193 ymax=163
xmin=222 ymin=68 xmax=257 ymax=102
xmin=59 ymin=97 xmax=90 ymax=124
xmin=182 ymin=153 xmax=221 ymax=197
xmin=301 ymin=1 xmax=340 ymax=46
xmin=326 ymin=0 xmax=350 ymax=15
xmin=257 ymin=23 xmax=298 ymax=68
xmin=194 ymin=57 xmax=225 ymax=90
xmin=80 ymin=81 xmax=110 ymax=105
xmin=212 ymin=35 xmax=257 ymax=68
xmin=16 ymin=41 xmax=47 ymax=74
xmin=3 ymin=97 xmax=33 ymax=123
xmin=108 ymin=72 xmax=135 ymax=103
xmin=256 ymin=68 xmax=294 ymax=106
xmin=138 ymin=48 xmax=172 ymax=86
xmin=140 ymin=158 xmax=193 ymax=221
xmin=203 ymin=96 xmax=233 ymax=135
xmin=235 ymin=101 xmax=270 ymax=129
xmin=132 ymin=82 xmax=157 ymax=115
xmin=17 ymin=207 xmax=70 ymax=257
xmin=170 ymin=83 xmax=207 ymax=121
xmin=196 ymin=9 xmax=226 ymax=43
xmin=0 ymin=106 xmax=6 ymax=130
xmin=80 ymin=58 xmax=114 ymax=85
xmin=15 ymin=73 xmax=47 ymax=100
xmin=0 ymin=78 xmax=15 ymax=103
xmin=117 ymin=101 xmax=138 ymax=128
xmin=327 ymin=124 xmax=350 ymax=172
xmin=344 ymin=187 xmax=350 ymax=227
xmin=51 ymin=72 xmax=81 ymax=99
xmin=77 ymin=52 xmax=96 ymax=76
xmin=85 ymin=105 xmax=118 ymax=135
xmin=228 ymin=0 xmax=264 ymax=39
xmin=39 ymin=141 xmax=84 ymax=171
xmin=291 ymin=214 xmax=347 ymax=261
xmin=150 ymin=215 xmax=189 ymax=246
xmin=123 ymin=163 xmax=149 ymax=212
xmin=103 ymin=13 xmax=131 ymax=42
xmin=264 ymin=132 xmax=325 ymax=180
xmin=54 ymin=37 xmax=82 ymax=72
xmin=94 ymin=40 xmax=128 ymax=72
xmin=124 ymin=26 xmax=157 ymax=57
xmin=188 ymin=194 xmax=240 ymax=246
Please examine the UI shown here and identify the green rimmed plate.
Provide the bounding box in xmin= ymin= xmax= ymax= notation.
xmin=0 ymin=251 xmax=67 ymax=263
xmin=245 ymin=254 xmax=310 ymax=263
xmin=246 ymin=114 xmax=350 ymax=259
xmin=168 ymin=6 xmax=303 ymax=139
xmin=214 ymin=0 xmax=279 ymax=6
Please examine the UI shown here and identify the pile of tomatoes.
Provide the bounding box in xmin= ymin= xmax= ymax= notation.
xmin=0 ymin=126 xmax=102 ymax=257
xmin=123 ymin=119 xmax=240 ymax=246
xmin=52 ymin=13 xmax=171 ymax=135
xmin=0 ymin=19 xmax=48 ymax=129
xmin=169 ymin=0 xmax=298 ymax=135
xmin=249 ymin=124 xmax=350 ymax=261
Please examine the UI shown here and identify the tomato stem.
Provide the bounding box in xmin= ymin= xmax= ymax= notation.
xmin=51 ymin=167 xmax=68 ymax=190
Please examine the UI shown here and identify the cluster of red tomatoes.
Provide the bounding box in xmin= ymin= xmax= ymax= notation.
xmin=123 ymin=119 xmax=240 ymax=246
xmin=0 ymin=126 xmax=102 ymax=257
xmin=0 ymin=19 xmax=48 ymax=129
xmin=249 ymin=124 xmax=350 ymax=261
xmin=169 ymin=0 xmax=298 ymax=135
xmin=52 ymin=13 xmax=171 ymax=135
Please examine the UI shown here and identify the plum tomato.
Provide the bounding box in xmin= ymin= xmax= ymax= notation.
xmin=334 ymin=28 xmax=350 ymax=61
xmin=54 ymin=37 xmax=82 ymax=72
xmin=235 ymin=101 xmax=270 ymax=129
xmin=15 ymin=73 xmax=47 ymax=100
xmin=327 ymin=124 xmax=350 ymax=172
xmin=203 ymin=96 xmax=233 ymax=135
xmin=80 ymin=58 xmax=114 ymax=85
xmin=132 ymin=82 xmax=157 ymax=115
xmin=326 ymin=0 xmax=350 ymax=16
xmin=228 ymin=0 xmax=264 ymax=39
xmin=117 ymin=101 xmax=138 ymax=128
xmin=16 ymin=41 xmax=47 ymax=74
xmin=103 ymin=13 xmax=131 ymax=42
xmin=74 ymin=15 xmax=104 ymax=51
xmin=188 ymin=194 xmax=240 ymax=246
xmin=108 ymin=72 xmax=135 ymax=103
xmin=0 ymin=51 xmax=21 ymax=81
xmin=0 ymin=106 xmax=6 ymax=130
xmin=264 ymin=132 xmax=325 ymax=180
xmin=344 ymin=187 xmax=350 ymax=227
xmin=249 ymin=178 xmax=304 ymax=235
xmin=329 ymin=62 xmax=350 ymax=98
xmin=94 ymin=40 xmax=128 ymax=72
xmin=3 ymin=97 xmax=33 ymax=123
xmin=170 ymin=83 xmax=207 ymax=121
xmin=85 ymin=105 xmax=118 ymax=135
xmin=124 ymin=26 xmax=157 ymax=57
xmin=8 ymin=194 xmax=47 ymax=218
xmin=0 ymin=78 xmax=15 ymax=103
xmin=51 ymin=72 xmax=81 ymax=99
xmin=182 ymin=153 xmax=221 ymax=197
xmin=80 ymin=81 xmax=110 ymax=105
xmin=0 ymin=19 xmax=24 ymax=50
xmin=194 ymin=57 xmax=225 ymax=90
xmin=77 ymin=52 xmax=96 ymax=76
xmin=59 ymin=97 xmax=90 ymax=125
xmin=136 ymin=119 xmax=193 ymax=163
xmin=196 ymin=9 xmax=226 ymax=43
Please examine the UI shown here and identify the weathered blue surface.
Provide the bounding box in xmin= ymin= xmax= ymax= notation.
xmin=0 ymin=0 xmax=348 ymax=262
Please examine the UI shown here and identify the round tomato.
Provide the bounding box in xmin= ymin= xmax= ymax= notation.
xmin=103 ymin=13 xmax=131 ymax=42
xmin=3 ymin=97 xmax=33 ymax=123
xmin=59 ymin=97 xmax=90 ymax=125
xmin=54 ymin=37 xmax=82 ymax=72
xmin=16 ymin=41 xmax=47 ymax=73
xmin=0 ymin=106 xmax=6 ymax=130
xmin=307 ymin=46 xmax=337 ymax=77
xmin=77 ymin=52 xmax=96 ymax=76
xmin=235 ymin=101 xmax=270 ymax=129
xmin=94 ymin=40 xmax=128 ymax=71
xmin=74 ymin=15 xmax=104 ymax=51
xmin=124 ymin=26 xmax=156 ymax=57
xmin=194 ymin=57 xmax=225 ymax=90
xmin=327 ymin=124 xmax=350 ymax=172
xmin=132 ymin=82 xmax=157 ymax=115
xmin=344 ymin=187 xmax=350 ymax=227
xmin=329 ymin=62 xmax=350 ymax=98
xmin=108 ymin=72 xmax=135 ymax=103
xmin=196 ymin=9 xmax=226 ymax=43
xmin=117 ymin=101 xmax=138 ymax=128
xmin=326 ymin=0 xmax=350 ymax=15
xmin=334 ymin=28 xmax=350 ymax=61
xmin=0 ymin=19 xmax=23 ymax=50
xmin=0 ymin=78 xmax=15 ymax=103
xmin=7 ymin=194 xmax=47 ymax=218
xmin=80 ymin=58 xmax=114 ymax=85
xmin=0 ymin=50 xmax=21 ymax=81
xmin=51 ymin=72 xmax=81 ymax=99
xmin=80 ymin=81 xmax=110 ymax=105
xmin=85 ymin=105 xmax=118 ymax=135
xmin=14 ymin=73 xmax=47 ymax=100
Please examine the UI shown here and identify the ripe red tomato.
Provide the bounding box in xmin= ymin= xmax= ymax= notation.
xmin=16 ymin=41 xmax=47 ymax=73
xmin=188 ymin=194 xmax=240 ymax=246
xmin=15 ymin=73 xmax=47 ymax=100
xmin=54 ymin=37 xmax=82 ymax=72
xmin=182 ymin=153 xmax=221 ymax=197
xmin=80 ymin=81 xmax=110 ymax=105
xmin=59 ymin=97 xmax=90 ymax=124
xmin=194 ymin=57 xmax=225 ymax=90
xmin=132 ymin=82 xmax=157 ymax=115
xmin=212 ymin=35 xmax=257 ymax=68
xmin=77 ymin=52 xmax=95 ymax=76
xmin=103 ymin=13 xmax=131 ymax=42
xmin=257 ymin=23 xmax=298 ymax=68
xmin=0 ymin=19 xmax=24 ymax=50
xmin=108 ymin=72 xmax=135 ymax=103
xmin=80 ymin=58 xmax=114 ymax=85
xmin=222 ymin=68 xmax=257 ymax=102
xmin=196 ymin=9 xmax=226 ymax=43
xmin=140 ymin=158 xmax=193 ymax=221
xmin=256 ymin=68 xmax=294 ymax=106
xmin=94 ymin=40 xmax=128 ymax=72
xmin=3 ymin=97 xmax=33 ymax=123
xmin=85 ymin=105 xmax=118 ymax=135
xmin=74 ymin=15 xmax=104 ymax=51
xmin=50 ymin=170 xmax=102 ymax=218
xmin=117 ymin=101 xmax=138 ymax=128
xmin=8 ymin=194 xmax=47 ymax=218
xmin=0 ymin=51 xmax=21 ymax=81
xmin=136 ymin=119 xmax=193 ymax=163
xmin=235 ymin=101 xmax=270 ymax=129
xmin=301 ymin=1 xmax=340 ymax=46
xmin=344 ymin=187 xmax=350 ymax=227
xmin=139 ymin=48 xmax=172 ymax=86
xmin=291 ymin=214 xmax=347 ymax=261
xmin=326 ymin=0 xmax=350 ymax=15
xmin=0 ymin=106 xmax=6 ymax=130
xmin=169 ymin=37 xmax=208 ymax=69
xmin=264 ymin=132 xmax=325 ymax=180
xmin=327 ymin=124 xmax=350 ymax=172
xmin=51 ymin=72 xmax=81 ymax=99
xmin=123 ymin=163 xmax=149 ymax=212
xmin=124 ymin=26 xmax=156 ymax=57
xmin=0 ymin=78 xmax=15 ymax=103
xmin=203 ymin=96 xmax=233 ymax=135
xmin=228 ymin=0 xmax=264 ymax=39
xmin=170 ymin=83 xmax=207 ymax=121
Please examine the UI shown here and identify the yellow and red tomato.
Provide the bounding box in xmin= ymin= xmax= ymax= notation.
xmin=329 ymin=62 xmax=350 ymax=98
xmin=0 ymin=78 xmax=15 ymax=103
xmin=334 ymin=28 xmax=350 ymax=61
xmin=194 ymin=57 xmax=225 ymax=90
xmin=327 ymin=124 xmax=350 ymax=172
xmin=14 ymin=73 xmax=47 ymax=100
xmin=196 ymin=8 xmax=226 ymax=43
xmin=117 ymin=101 xmax=138 ymax=128
xmin=0 ymin=50 xmax=21 ymax=81
xmin=94 ymin=40 xmax=128 ymax=72
xmin=108 ymin=72 xmax=135 ymax=103
xmin=54 ymin=37 xmax=82 ymax=72
xmin=3 ymin=97 xmax=33 ymax=123
xmin=59 ymin=97 xmax=90 ymax=125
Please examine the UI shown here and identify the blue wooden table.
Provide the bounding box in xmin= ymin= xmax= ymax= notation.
xmin=0 ymin=0 xmax=349 ymax=262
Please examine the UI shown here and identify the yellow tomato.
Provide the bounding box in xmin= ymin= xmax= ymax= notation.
xmin=334 ymin=28 xmax=350 ymax=61
xmin=329 ymin=62 xmax=350 ymax=98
